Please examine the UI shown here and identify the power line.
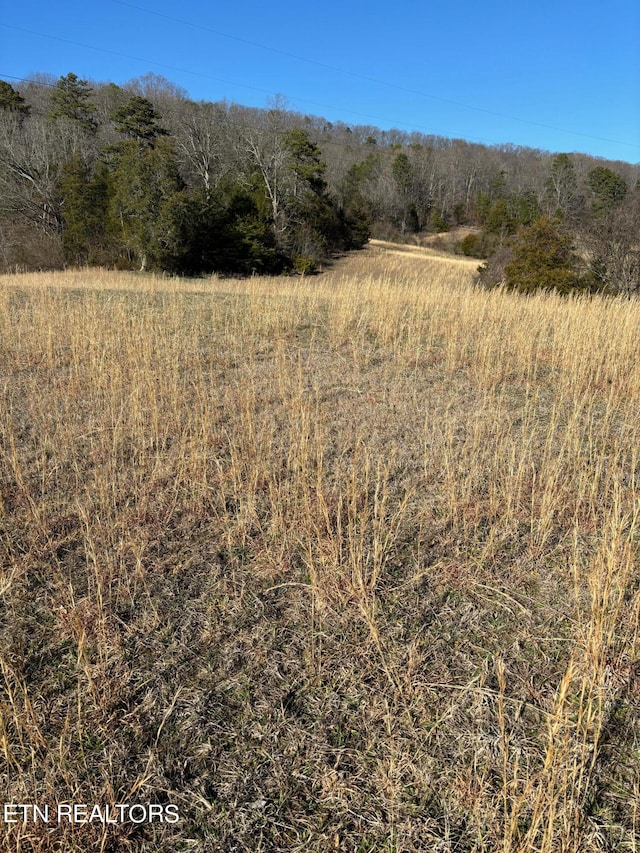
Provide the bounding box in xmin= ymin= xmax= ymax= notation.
xmin=108 ymin=0 xmax=637 ymax=151
xmin=0 ymin=70 xmax=450 ymax=159
xmin=0 ymin=24 xmax=526 ymax=149
xmin=2 ymin=69 xmax=635 ymax=207
xmin=1 ymin=25 xmax=279 ymax=99
xmin=5 ymin=67 xmax=571 ymax=169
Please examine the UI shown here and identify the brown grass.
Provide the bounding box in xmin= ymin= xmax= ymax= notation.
xmin=1 ymin=243 xmax=639 ymax=851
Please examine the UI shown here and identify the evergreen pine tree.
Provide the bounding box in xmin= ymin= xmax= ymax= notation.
xmin=502 ymin=217 xmax=584 ymax=294
xmin=112 ymin=96 xmax=168 ymax=145
xmin=391 ymin=152 xmax=419 ymax=233
xmin=49 ymin=73 xmax=97 ymax=133
xmin=280 ymin=128 xmax=345 ymax=269
xmin=0 ymin=81 xmax=30 ymax=116
xmin=107 ymin=138 xmax=184 ymax=270
xmin=588 ymin=167 xmax=628 ymax=217
xmin=60 ymin=156 xmax=109 ymax=264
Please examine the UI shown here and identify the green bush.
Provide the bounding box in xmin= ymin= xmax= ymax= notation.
xmin=503 ymin=217 xmax=581 ymax=294
xmin=458 ymin=231 xmax=495 ymax=259
xmin=479 ymin=217 xmax=600 ymax=295
xmin=428 ymin=208 xmax=450 ymax=233
xmin=291 ymin=254 xmax=318 ymax=275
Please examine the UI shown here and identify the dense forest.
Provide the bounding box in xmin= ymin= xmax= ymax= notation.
xmin=0 ymin=72 xmax=638 ymax=289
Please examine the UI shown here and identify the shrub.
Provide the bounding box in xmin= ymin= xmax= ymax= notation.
xmin=504 ymin=218 xmax=581 ymax=293
xmin=428 ymin=208 xmax=450 ymax=233
xmin=291 ymin=254 xmax=317 ymax=275
xmin=458 ymin=232 xmax=498 ymax=259
xmin=479 ymin=216 xmax=595 ymax=295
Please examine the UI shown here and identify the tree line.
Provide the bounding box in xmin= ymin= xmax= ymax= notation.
xmin=0 ymin=72 xmax=638 ymax=290
xmin=0 ymin=74 xmax=363 ymax=275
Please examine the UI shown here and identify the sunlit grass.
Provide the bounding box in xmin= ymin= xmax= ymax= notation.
xmin=1 ymin=245 xmax=639 ymax=850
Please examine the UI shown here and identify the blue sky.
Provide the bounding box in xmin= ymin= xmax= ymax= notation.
xmin=1 ymin=0 xmax=639 ymax=162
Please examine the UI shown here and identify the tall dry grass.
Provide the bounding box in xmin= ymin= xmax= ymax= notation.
xmin=0 ymin=245 xmax=639 ymax=851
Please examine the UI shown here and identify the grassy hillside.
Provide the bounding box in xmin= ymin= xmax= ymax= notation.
xmin=1 ymin=246 xmax=639 ymax=851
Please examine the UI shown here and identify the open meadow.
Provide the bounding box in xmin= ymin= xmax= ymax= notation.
xmin=1 ymin=244 xmax=640 ymax=851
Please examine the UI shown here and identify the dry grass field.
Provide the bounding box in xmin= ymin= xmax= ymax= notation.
xmin=1 ymin=243 xmax=639 ymax=851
